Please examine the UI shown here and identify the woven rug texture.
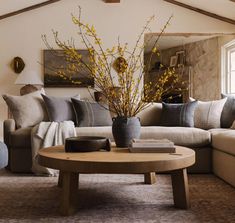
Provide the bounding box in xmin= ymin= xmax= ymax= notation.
xmin=0 ymin=170 xmax=235 ymax=223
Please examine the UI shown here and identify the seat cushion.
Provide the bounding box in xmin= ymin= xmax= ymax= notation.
xmin=9 ymin=127 xmax=32 ymax=148
xmin=76 ymin=126 xmax=210 ymax=147
xmin=140 ymin=127 xmax=211 ymax=147
xmin=76 ymin=126 xmax=113 ymax=139
xmin=210 ymin=128 xmax=235 ymax=156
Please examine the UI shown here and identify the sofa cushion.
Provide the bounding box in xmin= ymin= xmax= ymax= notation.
xmin=210 ymin=129 xmax=235 ymax=156
xmin=76 ymin=126 xmax=210 ymax=147
xmin=72 ymin=98 xmax=112 ymax=127
xmin=42 ymin=95 xmax=77 ymax=123
xmin=9 ymin=127 xmax=32 ymax=147
xmin=160 ymin=101 xmax=197 ymax=127
xmin=191 ymin=98 xmax=227 ymax=130
xmin=3 ymin=89 xmax=48 ymax=129
xmin=137 ymin=103 xmax=162 ymax=126
xmin=76 ymin=126 xmax=113 ymax=138
xmin=221 ymin=93 xmax=235 ymax=128
xmin=140 ymin=127 xmax=210 ymax=147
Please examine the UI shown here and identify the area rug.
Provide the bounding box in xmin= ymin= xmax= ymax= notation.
xmin=0 ymin=170 xmax=234 ymax=223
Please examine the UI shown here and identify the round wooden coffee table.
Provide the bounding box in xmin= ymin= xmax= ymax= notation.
xmin=38 ymin=145 xmax=195 ymax=215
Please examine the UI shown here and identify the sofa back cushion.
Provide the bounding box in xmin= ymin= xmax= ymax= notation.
xmin=3 ymin=89 xmax=48 ymax=129
xmin=159 ymin=101 xmax=198 ymax=127
xmin=71 ymin=98 xmax=112 ymax=127
xmin=137 ymin=103 xmax=162 ymax=126
xmin=192 ymin=98 xmax=227 ymax=130
xmin=42 ymin=95 xmax=76 ymax=123
xmin=221 ymin=93 xmax=235 ymax=128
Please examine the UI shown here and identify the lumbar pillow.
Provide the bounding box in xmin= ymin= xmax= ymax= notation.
xmin=71 ymin=98 xmax=112 ymax=127
xmin=2 ymin=89 xmax=48 ymax=128
xmin=42 ymin=94 xmax=77 ymax=123
xmin=159 ymin=101 xmax=198 ymax=127
xmin=221 ymin=93 xmax=235 ymax=128
xmin=191 ymin=98 xmax=227 ymax=130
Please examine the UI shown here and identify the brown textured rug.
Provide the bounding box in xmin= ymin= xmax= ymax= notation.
xmin=0 ymin=170 xmax=235 ymax=223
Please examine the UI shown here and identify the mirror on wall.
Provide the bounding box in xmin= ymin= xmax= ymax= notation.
xmin=144 ymin=33 xmax=235 ymax=102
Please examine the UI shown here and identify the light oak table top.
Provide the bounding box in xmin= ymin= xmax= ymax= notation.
xmin=38 ymin=145 xmax=195 ymax=216
xmin=38 ymin=145 xmax=195 ymax=174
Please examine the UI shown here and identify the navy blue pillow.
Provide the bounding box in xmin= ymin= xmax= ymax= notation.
xmin=160 ymin=101 xmax=198 ymax=127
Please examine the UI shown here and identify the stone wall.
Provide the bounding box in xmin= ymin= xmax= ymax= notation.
xmin=145 ymin=35 xmax=235 ymax=101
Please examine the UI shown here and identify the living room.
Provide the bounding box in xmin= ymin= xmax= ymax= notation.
xmin=0 ymin=0 xmax=235 ymax=222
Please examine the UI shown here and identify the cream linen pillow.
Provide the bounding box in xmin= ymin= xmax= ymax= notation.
xmin=190 ymin=98 xmax=227 ymax=130
xmin=137 ymin=103 xmax=162 ymax=126
xmin=3 ymin=89 xmax=48 ymax=128
xmin=230 ymin=120 xmax=235 ymax=129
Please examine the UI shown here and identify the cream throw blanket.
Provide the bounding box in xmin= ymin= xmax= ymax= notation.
xmin=31 ymin=121 xmax=76 ymax=176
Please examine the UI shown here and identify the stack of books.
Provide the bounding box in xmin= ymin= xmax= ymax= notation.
xmin=129 ymin=139 xmax=175 ymax=153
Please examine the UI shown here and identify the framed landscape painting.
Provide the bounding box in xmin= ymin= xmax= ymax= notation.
xmin=43 ymin=49 xmax=94 ymax=87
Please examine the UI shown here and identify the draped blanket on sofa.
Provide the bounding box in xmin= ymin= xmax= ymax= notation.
xmin=31 ymin=121 xmax=76 ymax=176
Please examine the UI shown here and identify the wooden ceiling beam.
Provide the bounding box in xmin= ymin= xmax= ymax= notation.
xmin=0 ymin=0 xmax=61 ymax=21
xmin=163 ymin=0 xmax=235 ymax=25
xmin=105 ymin=0 xmax=120 ymax=3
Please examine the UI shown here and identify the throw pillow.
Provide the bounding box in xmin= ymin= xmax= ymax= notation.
xmin=159 ymin=101 xmax=198 ymax=127
xmin=221 ymin=93 xmax=235 ymax=128
xmin=42 ymin=95 xmax=77 ymax=123
xmin=2 ymin=89 xmax=48 ymax=128
xmin=71 ymin=98 xmax=112 ymax=127
xmin=230 ymin=119 xmax=235 ymax=129
xmin=191 ymin=98 xmax=227 ymax=130
xmin=138 ymin=103 xmax=162 ymax=126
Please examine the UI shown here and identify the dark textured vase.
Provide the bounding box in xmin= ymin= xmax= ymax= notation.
xmin=112 ymin=116 xmax=141 ymax=147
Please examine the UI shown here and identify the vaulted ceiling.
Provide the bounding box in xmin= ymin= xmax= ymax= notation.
xmin=0 ymin=0 xmax=235 ymax=25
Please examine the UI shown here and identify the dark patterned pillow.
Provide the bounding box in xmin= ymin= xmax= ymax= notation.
xmin=221 ymin=93 xmax=235 ymax=128
xmin=71 ymin=98 xmax=112 ymax=127
xmin=160 ymin=101 xmax=198 ymax=127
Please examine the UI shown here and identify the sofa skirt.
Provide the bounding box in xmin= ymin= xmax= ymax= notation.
xmin=213 ymin=149 xmax=235 ymax=187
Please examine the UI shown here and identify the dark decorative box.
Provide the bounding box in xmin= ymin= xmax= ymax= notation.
xmin=65 ymin=136 xmax=111 ymax=152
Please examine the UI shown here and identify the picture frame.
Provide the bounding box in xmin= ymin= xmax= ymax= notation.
xmin=169 ymin=55 xmax=178 ymax=67
xmin=176 ymin=50 xmax=185 ymax=66
xmin=43 ymin=49 xmax=94 ymax=88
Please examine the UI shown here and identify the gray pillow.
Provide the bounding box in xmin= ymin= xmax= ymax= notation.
xmin=3 ymin=90 xmax=48 ymax=128
xmin=160 ymin=101 xmax=198 ymax=127
xmin=71 ymin=98 xmax=112 ymax=127
xmin=221 ymin=93 xmax=235 ymax=128
xmin=42 ymin=95 xmax=76 ymax=122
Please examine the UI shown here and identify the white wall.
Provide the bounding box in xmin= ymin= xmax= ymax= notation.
xmin=1 ymin=0 xmax=235 ymax=139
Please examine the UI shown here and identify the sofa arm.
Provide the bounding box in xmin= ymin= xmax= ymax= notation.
xmin=3 ymin=119 xmax=16 ymax=147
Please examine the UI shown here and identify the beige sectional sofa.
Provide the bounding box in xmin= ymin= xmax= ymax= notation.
xmin=210 ymin=129 xmax=235 ymax=187
xmin=3 ymin=98 xmax=235 ymax=188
